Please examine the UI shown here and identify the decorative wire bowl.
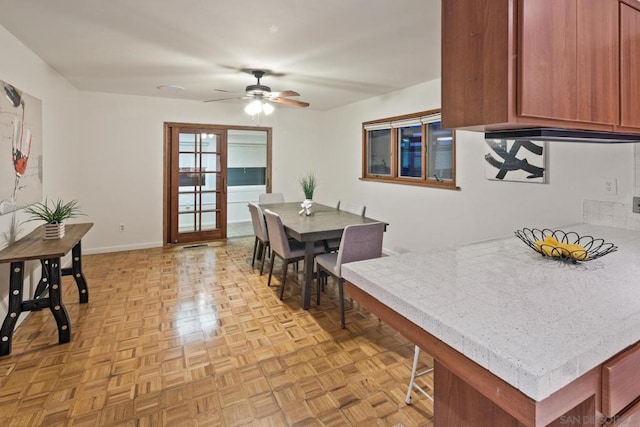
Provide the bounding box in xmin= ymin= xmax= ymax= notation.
xmin=515 ymin=228 xmax=617 ymax=263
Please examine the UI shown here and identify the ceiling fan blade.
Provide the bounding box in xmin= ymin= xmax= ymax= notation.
xmin=268 ymin=90 xmax=300 ymax=98
xmin=214 ymin=88 xmax=246 ymax=95
xmin=203 ymin=96 xmax=245 ymax=103
xmin=271 ymin=97 xmax=310 ymax=108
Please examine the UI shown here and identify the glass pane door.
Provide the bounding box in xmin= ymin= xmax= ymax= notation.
xmin=170 ymin=127 xmax=226 ymax=243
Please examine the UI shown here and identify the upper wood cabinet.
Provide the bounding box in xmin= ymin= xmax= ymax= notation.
xmin=621 ymin=3 xmax=640 ymax=129
xmin=441 ymin=0 xmax=510 ymax=131
xmin=519 ymin=0 xmax=618 ymax=124
xmin=442 ymin=0 xmax=636 ymax=133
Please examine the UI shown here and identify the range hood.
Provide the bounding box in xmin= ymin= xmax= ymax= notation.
xmin=485 ymin=128 xmax=640 ymax=143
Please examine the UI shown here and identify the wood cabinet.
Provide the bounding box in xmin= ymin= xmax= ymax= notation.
xmin=574 ymin=0 xmax=619 ymax=124
xmin=441 ymin=0 xmax=511 ymax=131
xmin=602 ymin=342 xmax=640 ymax=418
xmin=519 ymin=0 xmax=618 ymax=125
xmin=442 ymin=0 xmax=635 ymax=133
xmin=621 ymin=3 xmax=640 ymax=129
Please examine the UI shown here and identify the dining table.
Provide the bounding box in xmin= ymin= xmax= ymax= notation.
xmin=258 ymin=201 xmax=387 ymax=310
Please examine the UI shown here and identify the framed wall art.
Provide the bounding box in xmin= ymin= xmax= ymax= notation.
xmin=0 ymin=80 xmax=42 ymax=215
xmin=484 ymin=139 xmax=546 ymax=183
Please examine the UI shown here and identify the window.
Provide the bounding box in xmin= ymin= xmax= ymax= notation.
xmin=362 ymin=109 xmax=457 ymax=189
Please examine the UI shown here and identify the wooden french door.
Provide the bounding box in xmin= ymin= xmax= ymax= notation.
xmin=165 ymin=123 xmax=227 ymax=244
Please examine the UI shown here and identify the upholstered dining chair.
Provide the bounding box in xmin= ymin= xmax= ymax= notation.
xmin=258 ymin=192 xmax=285 ymax=205
xmin=340 ymin=202 xmax=366 ymax=217
xmin=315 ymin=221 xmax=384 ymax=328
xmin=248 ymin=202 xmax=270 ymax=275
xmin=324 ymin=202 xmax=366 ymax=252
xmin=321 ymin=200 xmax=340 ymax=209
xmin=405 ymin=345 xmax=434 ymax=405
xmin=263 ymin=209 xmax=326 ymax=300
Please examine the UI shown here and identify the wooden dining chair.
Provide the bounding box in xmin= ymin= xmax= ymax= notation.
xmin=263 ymin=209 xmax=325 ymax=299
xmin=258 ymin=192 xmax=285 ymax=205
xmin=248 ymin=202 xmax=270 ymax=275
xmin=315 ymin=221 xmax=384 ymax=328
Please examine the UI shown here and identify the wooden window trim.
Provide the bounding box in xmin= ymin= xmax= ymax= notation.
xmin=361 ymin=109 xmax=459 ymax=190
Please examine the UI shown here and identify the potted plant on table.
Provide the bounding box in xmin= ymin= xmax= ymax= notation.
xmin=298 ymin=172 xmax=318 ymax=216
xmin=24 ymin=198 xmax=84 ymax=239
xmin=299 ymin=171 xmax=318 ymax=201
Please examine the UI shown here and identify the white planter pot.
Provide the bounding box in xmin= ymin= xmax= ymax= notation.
xmin=44 ymin=223 xmax=65 ymax=240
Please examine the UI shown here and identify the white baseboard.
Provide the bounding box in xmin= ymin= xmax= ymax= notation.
xmin=84 ymin=241 xmax=163 ymax=255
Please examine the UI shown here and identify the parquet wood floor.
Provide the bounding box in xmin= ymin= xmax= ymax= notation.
xmin=0 ymin=237 xmax=434 ymax=426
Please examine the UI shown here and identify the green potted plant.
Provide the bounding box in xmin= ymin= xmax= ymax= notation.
xmin=24 ymin=198 xmax=84 ymax=239
xmin=299 ymin=171 xmax=318 ymax=201
xmin=298 ymin=172 xmax=318 ymax=216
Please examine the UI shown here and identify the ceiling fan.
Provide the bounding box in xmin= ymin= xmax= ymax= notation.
xmin=204 ymin=70 xmax=310 ymax=109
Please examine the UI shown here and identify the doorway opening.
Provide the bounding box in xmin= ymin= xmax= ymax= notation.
xmin=226 ymin=129 xmax=270 ymax=238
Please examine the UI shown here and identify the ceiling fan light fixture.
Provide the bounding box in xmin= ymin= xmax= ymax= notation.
xmin=244 ymin=100 xmax=275 ymax=116
xmin=244 ymin=100 xmax=263 ymax=115
xmin=204 ymin=69 xmax=308 ymax=110
xmin=262 ymin=102 xmax=274 ymax=115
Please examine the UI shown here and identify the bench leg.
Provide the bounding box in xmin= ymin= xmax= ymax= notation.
xmin=47 ymin=257 xmax=71 ymax=345
xmin=61 ymin=241 xmax=89 ymax=304
xmin=0 ymin=262 xmax=25 ymax=356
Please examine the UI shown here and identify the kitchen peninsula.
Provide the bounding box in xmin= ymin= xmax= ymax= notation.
xmin=342 ymin=224 xmax=640 ymax=426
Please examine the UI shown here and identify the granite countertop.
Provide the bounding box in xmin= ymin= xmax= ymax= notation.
xmin=341 ymin=223 xmax=640 ymax=401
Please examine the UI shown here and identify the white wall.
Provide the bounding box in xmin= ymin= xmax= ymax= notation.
xmin=0 ymin=27 xmax=83 ymax=243
xmin=317 ymin=80 xmax=634 ymax=254
xmin=0 ymin=26 xmax=82 ymax=326
xmin=77 ymin=91 xmax=325 ymax=252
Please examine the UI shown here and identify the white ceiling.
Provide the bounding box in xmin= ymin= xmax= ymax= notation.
xmin=0 ymin=0 xmax=441 ymax=111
